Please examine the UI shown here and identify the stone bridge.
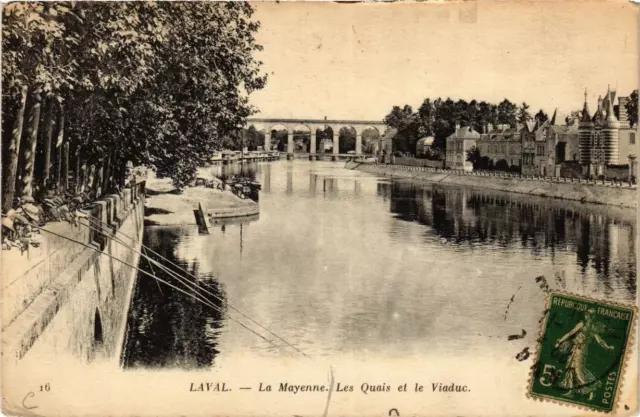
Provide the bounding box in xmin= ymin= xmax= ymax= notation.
xmin=246 ymin=118 xmax=387 ymax=160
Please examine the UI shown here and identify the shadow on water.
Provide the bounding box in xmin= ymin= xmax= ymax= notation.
xmin=122 ymin=227 xmax=227 ymax=370
xmin=379 ymin=179 xmax=637 ymax=296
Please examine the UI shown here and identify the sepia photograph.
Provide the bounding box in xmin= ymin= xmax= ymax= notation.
xmin=1 ymin=1 xmax=638 ymax=416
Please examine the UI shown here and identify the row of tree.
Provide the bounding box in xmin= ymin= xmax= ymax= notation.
xmin=2 ymin=2 xmax=266 ymax=211
xmin=383 ymin=98 xmax=549 ymax=155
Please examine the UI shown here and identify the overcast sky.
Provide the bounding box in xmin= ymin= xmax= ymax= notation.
xmin=249 ymin=1 xmax=637 ymax=122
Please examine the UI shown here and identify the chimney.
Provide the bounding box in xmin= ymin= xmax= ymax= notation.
xmin=618 ymin=96 xmax=630 ymax=127
xmin=455 ymin=123 xmax=461 ymax=131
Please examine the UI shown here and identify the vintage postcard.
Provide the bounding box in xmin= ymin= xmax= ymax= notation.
xmin=1 ymin=1 xmax=638 ymax=416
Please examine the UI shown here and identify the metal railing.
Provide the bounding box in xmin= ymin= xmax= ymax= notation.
xmin=369 ymin=162 xmax=636 ymax=188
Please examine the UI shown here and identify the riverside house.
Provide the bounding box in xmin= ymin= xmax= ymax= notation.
xmin=416 ymin=136 xmax=435 ymax=157
xmin=446 ymin=125 xmax=480 ymax=171
xmin=532 ymin=110 xmax=580 ymax=177
xmin=476 ymin=124 xmax=523 ymax=171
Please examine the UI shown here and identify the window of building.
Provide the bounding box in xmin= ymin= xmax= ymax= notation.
xmin=631 ymin=133 xmax=636 ymax=145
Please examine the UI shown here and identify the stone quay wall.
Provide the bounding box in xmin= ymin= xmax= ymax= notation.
xmin=2 ymin=183 xmax=146 ymax=366
xmin=348 ymin=162 xmax=637 ymax=209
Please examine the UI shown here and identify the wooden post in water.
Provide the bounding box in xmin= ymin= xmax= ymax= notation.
xmin=193 ymin=202 xmax=209 ymax=234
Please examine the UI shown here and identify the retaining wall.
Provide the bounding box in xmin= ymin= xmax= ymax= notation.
xmin=347 ymin=162 xmax=637 ymax=208
xmin=2 ymin=183 xmax=145 ymax=366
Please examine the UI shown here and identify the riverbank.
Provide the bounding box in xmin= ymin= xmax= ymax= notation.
xmin=144 ymin=173 xmax=258 ymax=226
xmin=3 ymin=183 xmax=145 ymax=368
xmin=348 ymin=162 xmax=637 ymax=208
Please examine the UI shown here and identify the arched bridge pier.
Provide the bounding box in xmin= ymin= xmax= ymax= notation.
xmin=246 ymin=118 xmax=387 ymax=160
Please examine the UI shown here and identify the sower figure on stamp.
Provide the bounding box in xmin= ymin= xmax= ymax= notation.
xmin=554 ymin=308 xmax=614 ymax=399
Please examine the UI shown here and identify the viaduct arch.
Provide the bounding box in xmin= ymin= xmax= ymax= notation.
xmin=246 ymin=118 xmax=387 ymax=159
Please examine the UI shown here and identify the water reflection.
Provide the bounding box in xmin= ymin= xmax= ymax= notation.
xmin=384 ymin=180 xmax=636 ymax=297
xmin=263 ymin=164 xmax=271 ymax=193
xmin=214 ymin=161 xmax=258 ymax=182
xmin=308 ymin=174 xmax=315 ymax=197
xmin=122 ymin=228 xmax=227 ymax=369
xmin=125 ymin=161 xmax=636 ymax=365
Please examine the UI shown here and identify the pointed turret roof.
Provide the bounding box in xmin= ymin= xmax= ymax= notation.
xmin=580 ymin=88 xmax=592 ymax=123
xmin=592 ymin=104 xmax=605 ymax=126
xmin=549 ymin=109 xmax=565 ymax=126
xmin=605 ymin=85 xmax=620 ymax=127
xmin=602 ymin=85 xmax=617 ymax=115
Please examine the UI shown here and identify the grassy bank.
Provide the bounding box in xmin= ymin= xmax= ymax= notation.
xmin=347 ymin=162 xmax=637 ymax=209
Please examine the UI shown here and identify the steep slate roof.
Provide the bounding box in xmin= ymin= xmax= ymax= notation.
xmin=549 ymin=124 xmax=578 ymax=135
xmin=449 ymin=126 xmax=480 ymax=139
xmin=592 ymin=103 xmax=605 ymax=125
xmin=581 ymin=91 xmax=592 ymax=123
xmin=602 ymin=87 xmax=616 ymax=114
xmin=550 ymin=109 xmax=568 ymax=126
xmin=605 ymin=90 xmax=620 ymax=127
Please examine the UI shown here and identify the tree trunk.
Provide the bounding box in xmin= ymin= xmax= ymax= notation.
xmin=42 ymin=97 xmax=54 ymax=183
xmin=118 ymin=160 xmax=126 ymax=189
xmin=55 ymin=106 xmax=65 ymax=192
xmin=73 ymin=145 xmax=81 ymax=194
xmin=20 ymin=90 xmax=43 ymax=203
xmin=94 ymin=162 xmax=104 ymax=199
xmin=2 ymin=85 xmax=28 ymax=212
xmin=103 ymin=150 xmax=112 ymax=194
xmin=79 ymin=162 xmax=87 ymax=194
xmin=86 ymin=164 xmax=95 ymax=195
xmin=62 ymin=142 xmax=69 ymax=193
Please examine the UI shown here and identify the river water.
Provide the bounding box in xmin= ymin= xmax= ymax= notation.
xmin=122 ymin=160 xmax=636 ymax=369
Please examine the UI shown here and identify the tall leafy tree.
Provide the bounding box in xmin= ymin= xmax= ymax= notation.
xmin=565 ymin=110 xmax=581 ymax=126
xmin=517 ymin=102 xmax=532 ymax=124
xmin=626 ymin=89 xmax=638 ymax=127
xmin=474 ymin=101 xmax=497 ymax=133
xmin=383 ymin=105 xmax=420 ymax=154
xmin=534 ymin=109 xmax=549 ymax=124
xmin=417 ymin=98 xmax=435 ymax=137
xmin=2 ymin=2 xmax=268 ymax=199
xmin=497 ymin=99 xmax=517 ymax=127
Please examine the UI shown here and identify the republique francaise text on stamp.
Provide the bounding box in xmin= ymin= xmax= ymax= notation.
xmin=528 ymin=292 xmax=636 ymax=413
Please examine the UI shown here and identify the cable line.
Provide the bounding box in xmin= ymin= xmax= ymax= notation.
xmin=81 ymin=216 xmax=311 ymax=359
xmin=33 ymin=224 xmax=302 ymax=357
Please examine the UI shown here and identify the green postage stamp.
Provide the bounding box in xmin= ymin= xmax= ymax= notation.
xmin=528 ymin=292 xmax=636 ymax=413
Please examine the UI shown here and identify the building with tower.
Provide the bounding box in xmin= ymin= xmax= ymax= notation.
xmin=578 ymin=86 xmax=637 ymax=179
